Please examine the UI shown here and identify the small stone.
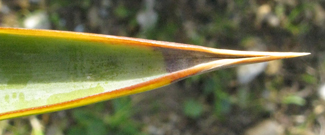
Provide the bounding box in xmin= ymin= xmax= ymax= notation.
xmin=318 ymin=84 xmax=325 ymax=101
xmin=23 ymin=11 xmax=50 ymax=29
xmin=137 ymin=0 xmax=158 ymax=31
xmin=245 ymin=119 xmax=284 ymax=135
xmin=237 ymin=62 xmax=268 ymax=85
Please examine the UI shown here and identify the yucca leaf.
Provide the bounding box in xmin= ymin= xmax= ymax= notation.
xmin=0 ymin=27 xmax=309 ymax=120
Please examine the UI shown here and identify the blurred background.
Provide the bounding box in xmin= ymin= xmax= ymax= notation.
xmin=0 ymin=0 xmax=322 ymax=135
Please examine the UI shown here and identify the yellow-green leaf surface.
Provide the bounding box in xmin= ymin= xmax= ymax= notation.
xmin=0 ymin=27 xmax=309 ymax=120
